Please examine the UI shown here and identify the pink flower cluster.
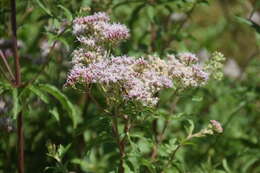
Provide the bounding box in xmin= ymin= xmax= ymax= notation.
xmin=74 ymin=12 xmax=110 ymax=24
xmin=67 ymin=56 xmax=172 ymax=106
xmin=167 ymin=53 xmax=209 ymax=87
xmin=66 ymin=12 xmax=218 ymax=106
xmin=73 ymin=12 xmax=129 ymax=45
xmin=210 ymin=120 xmax=223 ymax=133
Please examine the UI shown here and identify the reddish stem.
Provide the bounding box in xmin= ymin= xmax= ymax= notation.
xmin=17 ymin=112 xmax=24 ymax=173
xmin=10 ymin=0 xmax=24 ymax=173
xmin=11 ymin=0 xmax=21 ymax=86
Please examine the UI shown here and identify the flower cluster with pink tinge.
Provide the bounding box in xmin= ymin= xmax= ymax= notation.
xmin=210 ymin=120 xmax=223 ymax=133
xmin=67 ymin=55 xmax=173 ymax=106
xmin=66 ymin=12 xmax=224 ymax=106
xmin=73 ymin=12 xmax=129 ymax=45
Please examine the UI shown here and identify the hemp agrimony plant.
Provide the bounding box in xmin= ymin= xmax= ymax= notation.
xmin=64 ymin=12 xmax=226 ymax=173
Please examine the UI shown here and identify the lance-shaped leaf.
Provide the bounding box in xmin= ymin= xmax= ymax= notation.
xmin=39 ymin=84 xmax=79 ymax=128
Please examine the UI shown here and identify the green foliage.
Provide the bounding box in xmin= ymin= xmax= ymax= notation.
xmin=0 ymin=0 xmax=260 ymax=173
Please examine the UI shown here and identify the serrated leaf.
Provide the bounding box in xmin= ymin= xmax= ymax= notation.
xmin=39 ymin=84 xmax=79 ymax=128
xmin=28 ymin=85 xmax=49 ymax=104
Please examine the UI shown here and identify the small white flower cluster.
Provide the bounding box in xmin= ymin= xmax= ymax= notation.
xmin=149 ymin=54 xmax=209 ymax=88
xmin=66 ymin=12 xmax=225 ymax=106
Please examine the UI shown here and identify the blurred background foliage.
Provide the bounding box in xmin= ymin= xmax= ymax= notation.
xmin=0 ymin=0 xmax=260 ymax=172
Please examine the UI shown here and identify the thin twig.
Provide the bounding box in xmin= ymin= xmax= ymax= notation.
xmin=151 ymin=89 xmax=180 ymax=160
xmin=0 ymin=65 xmax=11 ymax=82
xmin=17 ymin=112 xmax=24 ymax=173
xmin=0 ymin=50 xmax=15 ymax=81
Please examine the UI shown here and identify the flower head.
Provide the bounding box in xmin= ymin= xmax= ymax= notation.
xmin=67 ymin=12 xmax=225 ymax=107
xmin=73 ymin=12 xmax=110 ymax=25
xmin=210 ymin=120 xmax=223 ymax=133
xmin=178 ymin=52 xmax=198 ymax=65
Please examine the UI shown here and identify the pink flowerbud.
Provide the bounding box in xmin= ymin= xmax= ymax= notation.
xmin=210 ymin=120 xmax=223 ymax=133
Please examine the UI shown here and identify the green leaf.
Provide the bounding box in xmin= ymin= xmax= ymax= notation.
xmin=235 ymin=16 xmax=260 ymax=33
xmin=58 ymin=5 xmax=73 ymax=22
xmin=11 ymin=88 xmax=20 ymax=119
xmin=39 ymin=84 xmax=79 ymax=128
xmin=222 ymin=159 xmax=232 ymax=173
xmin=186 ymin=119 xmax=194 ymax=136
xmin=28 ymin=85 xmax=49 ymax=104
xmin=49 ymin=107 xmax=60 ymax=122
xmin=235 ymin=16 xmax=252 ymax=26
xmin=146 ymin=5 xmax=155 ymax=22
xmin=140 ymin=159 xmax=156 ymax=173
xmin=0 ymin=81 xmax=12 ymax=90
xmin=192 ymin=96 xmax=203 ymax=102
xmin=57 ymin=144 xmax=71 ymax=159
xmin=242 ymin=157 xmax=259 ymax=173
xmin=0 ymin=87 xmax=4 ymax=95
xmin=35 ymin=0 xmax=53 ymax=16
xmin=198 ymin=0 xmax=209 ymax=5
xmin=123 ymin=163 xmax=134 ymax=173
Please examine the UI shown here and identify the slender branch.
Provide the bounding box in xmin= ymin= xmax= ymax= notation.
xmin=0 ymin=65 xmax=11 ymax=82
xmin=151 ymin=89 xmax=180 ymax=160
xmin=162 ymin=137 xmax=188 ymax=173
xmin=0 ymin=50 xmax=15 ymax=81
xmin=17 ymin=112 xmax=24 ymax=173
